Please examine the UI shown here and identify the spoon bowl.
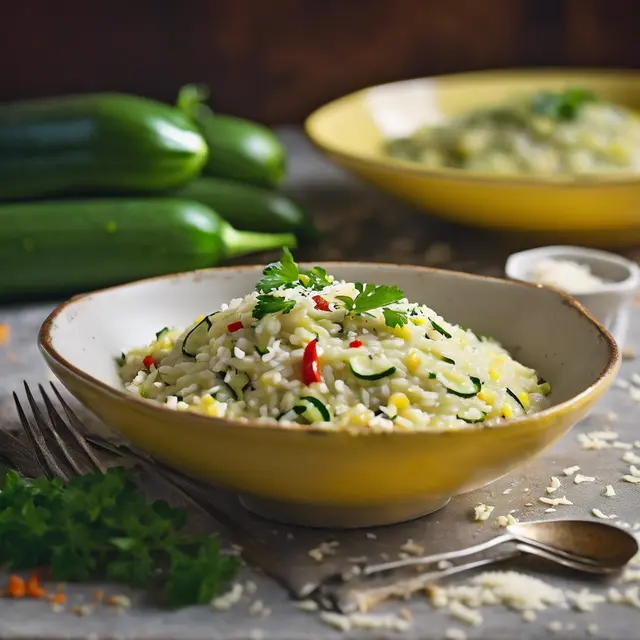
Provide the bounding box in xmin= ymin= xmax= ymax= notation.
xmin=508 ymin=519 xmax=639 ymax=568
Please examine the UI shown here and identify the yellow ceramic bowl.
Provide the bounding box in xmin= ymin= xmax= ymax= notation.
xmin=39 ymin=264 xmax=619 ymax=528
xmin=305 ymin=69 xmax=640 ymax=246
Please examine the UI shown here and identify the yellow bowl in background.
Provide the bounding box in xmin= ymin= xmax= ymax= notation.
xmin=39 ymin=263 xmax=619 ymax=528
xmin=305 ymin=69 xmax=640 ymax=247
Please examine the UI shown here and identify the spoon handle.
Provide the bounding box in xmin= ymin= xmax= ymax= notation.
xmin=360 ymin=533 xmax=513 ymax=577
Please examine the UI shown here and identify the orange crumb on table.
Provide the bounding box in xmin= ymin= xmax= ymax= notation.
xmin=25 ymin=573 xmax=46 ymax=598
xmin=0 ymin=324 xmax=9 ymax=346
xmin=4 ymin=575 xmax=26 ymax=598
xmin=94 ymin=589 xmax=104 ymax=602
xmin=49 ymin=593 xmax=67 ymax=605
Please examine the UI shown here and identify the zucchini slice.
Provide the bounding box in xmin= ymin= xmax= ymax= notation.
xmin=294 ymin=396 xmax=331 ymax=423
xmin=457 ymin=409 xmax=487 ymax=424
xmin=181 ymin=313 xmax=218 ymax=358
xmin=155 ymin=326 xmax=170 ymax=341
xmin=225 ymin=370 xmax=251 ymax=400
xmin=536 ymin=378 xmax=551 ymax=396
xmin=441 ymin=356 xmax=455 ymax=365
xmin=429 ymin=319 xmax=452 ymax=339
xmin=437 ymin=372 xmax=482 ymax=398
xmin=255 ymin=345 xmax=269 ymax=356
xmin=506 ymin=388 xmax=526 ymax=411
xmin=349 ymin=355 xmax=396 ymax=380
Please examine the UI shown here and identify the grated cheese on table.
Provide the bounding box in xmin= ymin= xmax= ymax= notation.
xmin=563 ymin=465 xmax=581 ymax=476
xmin=539 ymin=495 xmax=573 ymax=507
xmin=473 ymin=504 xmax=495 ymax=521
xmin=592 ymin=508 xmax=617 ymax=519
xmin=211 ymin=583 xmax=243 ymax=610
xmin=604 ymin=484 xmax=616 ymax=497
xmin=574 ymin=474 xmax=596 ymax=484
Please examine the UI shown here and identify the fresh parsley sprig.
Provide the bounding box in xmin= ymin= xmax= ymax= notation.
xmin=0 ymin=467 xmax=241 ymax=608
xmin=530 ymin=87 xmax=596 ymax=121
xmin=252 ymin=294 xmax=296 ymax=320
xmin=337 ymin=282 xmax=408 ymax=328
xmin=256 ymin=248 xmax=333 ymax=293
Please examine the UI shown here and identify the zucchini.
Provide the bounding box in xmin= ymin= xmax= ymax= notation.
xmin=0 ymin=93 xmax=208 ymax=200
xmin=506 ymin=388 xmax=527 ymax=412
xmin=155 ymin=327 xmax=170 ymax=341
xmin=255 ymin=345 xmax=269 ymax=357
xmin=437 ymin=372 xmax=482 ymax=398
xmin=0 ymin=198 xmax=297 ymax=297
xmin=177 ymin=85 xmax=286 ymax=189
xmin=294 ymin=396 xmax=331 ymax=423
xmin=225 ymin=370 xmax=251 ymax=400
xmin=457 ymin=409 xmax=487 ymax=424
xmin=429 ymin=319 xmax=452 ymax=339
xmin=441 ymin=356 xmax=455 ymax=365
xmin=536 ymin=378 xmax=552 ymax=396
xmin=173 ymin=177 xmax=318 ymax=244
xmin=181 ymin=314 xmax=217 ymax=358
xmin=349 ymin=355 xmax=396 ymax=381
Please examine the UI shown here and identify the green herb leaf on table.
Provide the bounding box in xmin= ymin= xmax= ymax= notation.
xmin=0 ymin=467 xmax=241 ymax=608
xmin=253 ymin=294 xmax=296 ymax=320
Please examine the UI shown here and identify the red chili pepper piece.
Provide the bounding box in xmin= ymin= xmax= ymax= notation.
xmin=227 ymin=321 xmax=243 ymax=333
xmin=142 ymin=355 xmax=155 ymax=369
xmin=312 ymin=295 xmax=330 ymax=312
xmin=302 ymin=339 xmax=321 ymax=385
xmin=349 ymin=340 xmax=363 ymax=348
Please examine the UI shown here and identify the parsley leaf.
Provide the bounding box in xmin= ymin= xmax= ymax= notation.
xmin=256 ymin=247 xmax=299 ymax=293
xmin=301 ymin=266 xmax=334 ymax=291
xmin=338 ymin=282 xmax=406 ymax=326
xmin=0 ymin=468 xmax=241 ymax=608
xmin=252 ymin=294 xmax=296 ymax=319
xmin=382 ymin=308 xmax=408 ymax=328
xmin=531 ymin=87 xmax=596 ymax=121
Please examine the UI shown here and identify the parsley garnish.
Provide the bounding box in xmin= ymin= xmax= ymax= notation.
xmin=382 ymin=308 xmax=408 ymax=328
xmin=0 ymin=467 xmax=240 ymax=608
xmin=256 ymin=247 xmax=300 ymax=293
xmin=337 ymin=282 xmax=406 ymax=328
xmin=253 ymin=294 xmax=296 ymax=319
xmin=256 ymin=248 xmax=334 ymax=294
xmin=530 ymin=87 xmax=596 ymax=121
xmin=429 ymin=319 xmax=452 ymax=339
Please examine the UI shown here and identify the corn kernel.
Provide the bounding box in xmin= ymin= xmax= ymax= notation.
xmin=518 ymin=392 xmax=530 ymax=410
xmin=477 ymin=389 xmax=497 ymax=404
xmin=206 ymin=401 xmax=226 ymax=418
xmin=489 ymin=356 xmax=505 ymax=381
xmin=406 ymin=350 xmax=421 ymax=373
xmin=200 ymin=394 xmax=215 ymax=407
xmin=410 ymin=317 xmax=425 ymax=326
xmin=389 ymin=392 xmax=410 ymax=411
xmin=501 ymin=402 xmax=513 ymax=419
xmin=392 ymin=324 xmax=412 ymax=341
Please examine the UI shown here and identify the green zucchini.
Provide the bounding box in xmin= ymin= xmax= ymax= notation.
xmin=0 ymin=93 xmax=208 ymax=200
xmin=349 ymin=355 xmax=396 ymax=381
xmin=506 ymin=388 xmax=527 ymax=412
xmin=429 ymin=319 xmax=452 ymax=339
xmin=181 ymin=314 xmax=218 ymax=358
xmin=177 ymin=85 xmax=286 ymax=188
xmin=173 ymin=177 xmax=318 ymax=243
xmin=225 ymin=370 xmax=251 ymax=401
xmin=457 ymin=409 xmax=487 ymax=424
xmin=0 ymin=198 xmax=297 ymax=297
xmin=437 ymin=372 xmax=482 ymax=398
xmin=294 ymin=396 xmax=331 ymax=423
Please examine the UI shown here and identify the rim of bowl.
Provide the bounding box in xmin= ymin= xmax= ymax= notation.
xmin=38 ymin=262 xmax=620 ymax=437
xmin=304 ymin=67 xmax=640 ymax=188
xmin=505 ymin=245 xmax=640 ymax=295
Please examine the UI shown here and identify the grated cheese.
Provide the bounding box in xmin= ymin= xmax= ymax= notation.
xmin=539 ymin=495 xmax=573 ymax=507
xmin=623 ymin=451 xmax=640 ymax=465
xmin=473 ymin=504 xmax=495 ymax=521
xmin=529 ymin=259 xmax=609 ymax=295
xmin=574 ymin=473 xmax=596 ymax=484
xmin=592 ymin=508 xmax=617 ymax=519
xmin=563 ymin=465 xmax=581 ymax=476
xmin=211 ymin=583 xmax=243 ymax=610
xmin=604 ymin=484 xmax=616 ymax=497
xmin=546 ymin=476 xmax=561 ymax=494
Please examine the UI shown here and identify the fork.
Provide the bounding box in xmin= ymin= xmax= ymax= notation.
xmin=10 ymin=381 xmax=287 ymax=587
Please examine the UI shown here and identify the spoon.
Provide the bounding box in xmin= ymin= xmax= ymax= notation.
xmin=326 ymin=540 xmax=620 ymax=614
xmin=353 ymin=519 xmax=638 ymax=579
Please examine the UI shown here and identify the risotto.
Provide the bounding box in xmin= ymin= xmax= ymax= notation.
xmin=119 ymin=250 xmax=551 ymax=431
xmin=385 ymin=88 xmax=640 ymax=176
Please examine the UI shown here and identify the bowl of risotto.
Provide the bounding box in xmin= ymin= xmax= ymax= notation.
xmin=39 ymin=251 xmax=619 ymax=527
xmin=305 ymin=69 xmax=640 ymax=246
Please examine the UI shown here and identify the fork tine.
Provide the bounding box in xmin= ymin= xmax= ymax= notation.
xmin=15 ymin=387 xmax=69 ymax=482
xmin=47 ymin=383 xmax=105 ymax=474
xmin=37 ymin=384 xmax=93 ymax=476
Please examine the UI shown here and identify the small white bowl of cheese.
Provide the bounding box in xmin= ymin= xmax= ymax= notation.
xmin=505 ymin=245 xmax=640 ymax=347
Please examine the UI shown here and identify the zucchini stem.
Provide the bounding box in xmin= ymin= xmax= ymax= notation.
xmin=219 ymin=223 xmax=297 ymax=260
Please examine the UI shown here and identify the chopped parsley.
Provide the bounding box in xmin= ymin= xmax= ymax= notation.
xmin=429 ymin=319 xmax=452 ymax=339
xmin=155 ymin=327 xmax=170 ymax=340
xmin=252 ymin=294 xmax=296 ymax=320
xmin=301 ymin=265 xmax=333 ymax=291
xmin=0 ymin=467 xmax=240 ymax=608
xmin=530 ymin=87 xmax=596 ymax=121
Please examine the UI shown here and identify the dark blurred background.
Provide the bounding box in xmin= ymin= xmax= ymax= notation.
xmin=2 ymin=0 xmax=639 ymax=124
